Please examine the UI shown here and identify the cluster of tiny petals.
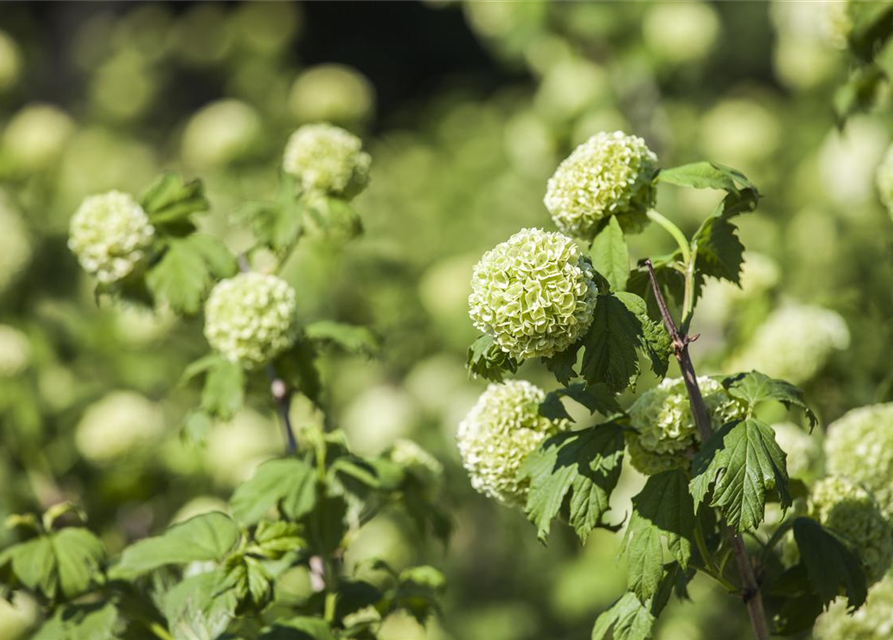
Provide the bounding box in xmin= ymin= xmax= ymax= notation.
xmin=204 ymin=273 xmax=298 ymax=369
xmin=68 ymin=190 xmax=155 ymax=284
xmin=825 ymin=403 xmax=893 ymax=517
xmin=469 ymin=228 xmax=598 ymax=361
xmin=627 ymin=377 xmax=746 ymax=475
xmin=814 ymin=574 xmax=893 ymax=640
xmin=544 ymin=131 xmax=658 ymax=239
xmin=282 ymin=123 xmax=371 ymax=198
xmin=810 ymin=475 xmax=893 ymax=585
xmin=389 ymin=438 xmax=444 ymax=486
xmin=457 ymin=380 xmax=569 ymax=505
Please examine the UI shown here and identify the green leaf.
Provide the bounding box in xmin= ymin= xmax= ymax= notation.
xmin=308 ymin=496 xmax=348 ymax=556
xmin=466 ymin=334 xmax=518 ymax=382
xmin=11 ymin=536 xmax=57 ymax=598
xmin=591 ymin=216 xmax=629 ymax=292
xmin=110 ymin=512 xmax=240 ymax=579
xmin=690 ymin=418 xmax=791 ymax=532
xmin=307 ymin=196 xmax=363 ymax=241
xmin=159 ymin=570 xmax=238 ymax=640
xmin=657 ymin=162 xmax=756 ymax=193
xmin=251 ymin=520 xmax=305 ymax=559
xmin=793 ymin=517 xmax=868 ymax=609
xmin=221 ymin=553 xmax=273 ymax=613
xmin=243 ymin=172 xmax=306 ymax=252
xmin=592 ymin=592 xmax=654 ymax=640
xmin=8 ymin=528 xmax=105 ymax=601
xmin=146 ymin=234 xmax=237 ymax=314
xmin=833 ymin=65 xmax=886 ymax=124
xmin=722 ymin=371 xmax=818 ymax=429
xmin=275 ymin=339 xmax=323 ymax=406
xmin=140 ymin=173 xmax=209 ymax=226
xmin=522 ymin=422 xmax=625 ymax=543
xmin=375 ymin=566 xmax=445 ymax=625
xmin=201 ymin=356 xmax=245 ymax=421
xmin=541 ymin=342 xmax=581 ymax=386
xmin=304 ymin=320 xmax=378 ymax=357
xmin=32 ymin=602 xmax=118 ymax=640
xmin=538 ymin=382 xmax=622 ymax=422
xmin=615 ymin=292 xmax=672 ymax=378
xmin=260 ymin=617 xmax=336 ymax=640
xmin=580 ymin=294 xmax=641 ymax=392
xmin=229 ymin=458 xmax=318 ymax=526
xmin=623 ymin=470 xmax=695 ymax=602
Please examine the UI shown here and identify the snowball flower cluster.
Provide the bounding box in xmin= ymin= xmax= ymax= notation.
xmin=0 ymin=325 xmax=30 ymax=377
xmin=809 ymin=475 xmax=893 ymax=585
xmin=772 ymin=422 xmax=823 ymax=482
xmin=642 ymin=1 xmax=720 ymax=65
xmin=544 ymin=131 xmax=658 ymax=238
xmin=68 ymin=191 xmax=155 ymax=284
xmin=814 ymin=574 xmax=893 ymax=640
xmin=727 ymin=304 xmax=850 ymax=384
xmin=2 ymin=103 xmax=74 ymax=171
xmin=75 ymin=391 xmax=165 ymax=464
xmin=825 ymin=403 xmax=893 ymax=517
xmin=627 ymin=377 xmax=746 ymax=475
xmin=389 ymin=438 xmax=444 ymax=486
xmin=469 ymin=228 xmax=598 ymax=360
xmin=181 ymin=99 xmax=261 ymax=168
xmin=283 ymin=123 xmax=371 ymax=199
xmin=876 ymin=143 xmax=893 ymax=218
xmin=204 ymin=273 xmax=298 ymax=369
xmin=0 ymin=197 xmax=31 ymax=296
xmin=457 ymin=380 xmax=568 ymax=505
xmin=288 ymin=64 xmax=375 ymax=125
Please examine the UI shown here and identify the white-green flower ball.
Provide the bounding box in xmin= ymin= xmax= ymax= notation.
xmin=0 ymin=325 xmax=30 ymax=377
xmin=814 ymin=574 xmax=893 ymax=640
xmin=627 ymin=377 xmax=746 ymax=475
xmin=2 ymin=104 xmax=75 ymax=172
xmin=469 ymin=228 xmax=598 ymax=361
xmin=0 ymin=197 xmax=31 ymax=296
xmin=772 ymin=421 xmax=823 ymax=482
xmin=388 ymin=438 xmax=444 ymax=486
xmin=642 ymin=1 xmax=720 ymax=65
xmin=74 ymin=391 xmax=165 ymax=464
xmin=181 ymin=99 xmax=261 ymax=168
xmin=282 ymin=123 xmax=371 ymax=199
xmin=68 ymin=190 xmax=155 ymax=284
xmin=544 ymin=131 xmax=658 ymax=239
xmin=203 ymin=273 xmax=298 ymax=369
xmin=876 ymin=143 xmax=893 ymax=218
xmin=288 ymin=64 xmax=375 ymax=126
xmin=825 ymin=404 xmax=893 ymax=517
xmin=810 ymin=475 xmax=893 ymax=585
xmin=0 ymin=30 xmax=21 ymax=92
xmin=457 ymin=380 xmax=568 ymax=505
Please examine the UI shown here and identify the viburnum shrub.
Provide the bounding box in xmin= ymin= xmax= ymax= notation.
xmin=459 ymin=131 xmax=893 ymax=640
xmin=0 ymin=124 xmax=449 ymax=639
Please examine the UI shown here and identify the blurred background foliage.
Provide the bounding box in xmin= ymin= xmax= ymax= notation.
xmin=0 ymin=2 xmax=891 ymax=639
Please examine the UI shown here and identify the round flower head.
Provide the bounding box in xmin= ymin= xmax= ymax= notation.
xmin=814 ymin=574 xmax=893 ymax=640
xmin=181 ymin=99 xmax=261 ymax=168
xmin=727 ymin=304 xmax=850 ymax=385
xmin=876 ymin=142 xmax=893 ymax=218
xmin=68 ymin=190 xmax=155 ymax=284
xmin=469 ymin=228 xmax=598 ymax=361
xmin=627 ymin=377 xmax=746 ymax=475
xmin=204 ymin=273 xmax=298 ymax=369
xmin=0 ymin=325 xmax=30 ymax=377
xmin=75 ymin=391 xmax=165 ymax=464
xmin=288 ymin=64 xmax=375 ymax=126
xmin=282 ymin=123 xmax=371 ymax=199
xmin=0 ymin=196 xmax=31 ymax=296
xmin=388 ymin=438 xmax=443 ymax=487
xmin=457 ymin=380 xmax=568 ymax=505
xmin=810 ymin=475 xmax=893 ymax=585
xmin=772 ymin=422 xmax=823 ymax=483
xmin=544 ymin=131 xmax=658 ymax=239
xmin=825 ymin=403 xmax=893 ymax=517
xmin=2 ymin=103 xmax=75 ymax=172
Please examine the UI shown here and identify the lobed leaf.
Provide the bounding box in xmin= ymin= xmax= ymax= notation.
xmin=140 ymin=173 xmax=209 ymax=227
xmin=146 ymin=234 xmax=237 ymax=314
xmin=793 ymin=517 xmax=867 ymax=609
xmin=538 ymin=382 xmax=622 ymax=423
xmin=466 ymin=334 xmax=518 ymax=382
xmin=722 ymin=371 xmax=817 ymax=429
xmin=304 ymin=320 xmax=379 ymax=357
xmin=229 ymin=458 xmax=318 ymax=526
xmin=591 ymin=592 xmax=655 ymax=640
xmin=591 ymin=216 xmax=629 ymax=292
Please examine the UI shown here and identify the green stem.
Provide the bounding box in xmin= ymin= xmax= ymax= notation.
xmin=693 ymin=517 xmax=737 ymax=593
xmin=646 ymin=209 xmax=697 ymax=327
xmin=148 ymin=623 xmax=176 ymax=640
xmin=646 ymin=209 xmax=691 ymax=265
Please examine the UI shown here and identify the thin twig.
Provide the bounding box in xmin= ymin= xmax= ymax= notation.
xmin=644 ymin=259 xmax=771 ymax=640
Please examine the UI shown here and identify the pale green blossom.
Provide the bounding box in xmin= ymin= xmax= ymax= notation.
xmin=544 ymin=131 xmax=658 ymax=238
xmin=2 ymin=104 xmax=75 ymax=171
xmin=825 ymin=403 xmax=893 ymax=517
xmin=0 ymin=325 xmax=30 ymax=377
xmin=469 ymin=228 xmax=598 ymax=360
xmin=727 ymin=304 xmax=850 ymax=384
xmin=814 ymin=574 xmax=893 ymax=640
xmin=457 ymin=380 xmax=569 ymax=505
xmin=283 ymin=123 xmax=371 ymax=199
xmin=68 ymin=190 xmax=155 ymax=284
xmin=181 ymin=99 xmax=261 ymax=168
xmin=203 ymin=273 xmax=298 ymax=369
xmin=288 ymin=64 xmax=375 ymax=125
xmin=627 ymin=377 xmax=746 ymax=475
xmin=388 ymin=438 xmax=443 ymax=486
xmin=642 ymin=1 xmax=720 ymax=65
xmin=75 ymin=391 xmax=165 ymax=464
xmin=810 ymin=476 xmax=893 ymax=585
